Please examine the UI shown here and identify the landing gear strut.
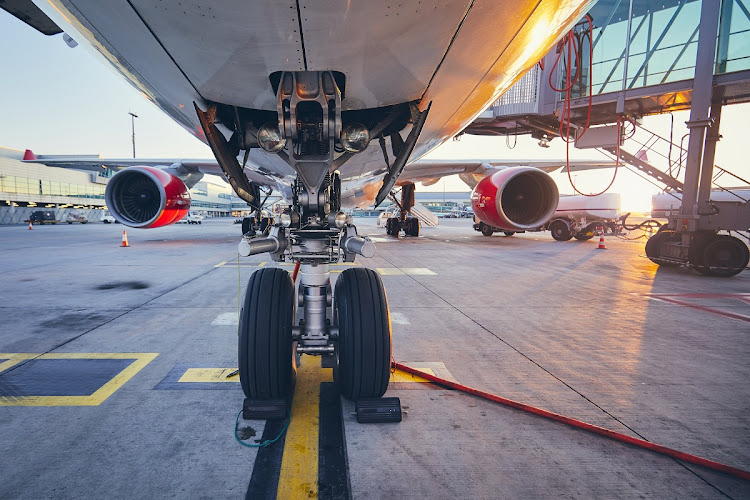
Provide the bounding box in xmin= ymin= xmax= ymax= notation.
xmin=233 ymin=71 xmax=400 ymax=401
xmin=386 ymin=182 xmax=421 ymax=237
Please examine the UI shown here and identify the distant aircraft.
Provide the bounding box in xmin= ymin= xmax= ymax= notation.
xmin=4 ymin=0 xmax=596 ymax=403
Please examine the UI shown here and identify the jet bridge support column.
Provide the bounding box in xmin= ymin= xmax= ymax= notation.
xmin=645 ymin=2 xmax=749 ymax=276
xmin=678 ymin=0 xmax=720 ymax=234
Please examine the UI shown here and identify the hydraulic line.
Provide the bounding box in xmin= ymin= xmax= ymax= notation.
xmin=619 ymin=213 xmax=662 ymax=231
xmin=392 ymin=361 xmax=750 ymax=481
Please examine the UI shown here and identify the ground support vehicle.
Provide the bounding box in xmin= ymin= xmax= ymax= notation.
xmin=25 ymin=210 xmax=59 ymax=225
xmin=66 ymin=212 xmax=88 ymax=224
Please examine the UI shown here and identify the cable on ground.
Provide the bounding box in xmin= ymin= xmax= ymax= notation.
xmin=392 ymin=361 xmax=750 ymax=481
xmin=235 ymin=409 xmax=290 ymax=448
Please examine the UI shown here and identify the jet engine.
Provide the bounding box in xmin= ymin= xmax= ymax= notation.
xmin=105 ymin=167 xmax=190 ymax=228
xmin=471 ymin=167 xmax=559 ymax=231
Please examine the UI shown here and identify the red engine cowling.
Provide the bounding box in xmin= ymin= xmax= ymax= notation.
xmin=471 ymin=167 xmax=559 ymax=231
xmin=105 ymin=167 xmax=190 ymax=228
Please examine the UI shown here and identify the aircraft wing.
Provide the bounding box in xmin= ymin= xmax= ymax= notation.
xmin=21 ymin=151 xmax=281 ymax=189
xmin=399 ymin=159 xmax=616 ymax=185
xmin=23 ymin=153 xmax=222 ymax=175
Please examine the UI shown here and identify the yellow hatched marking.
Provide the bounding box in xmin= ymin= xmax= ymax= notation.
xmin=277 ymin=355 xmax=332 ymax=498
xmin=391 ymin=367 xmax=435 ymax=383
xmin=178 ymin=368 xmax=239 ymax=383
xmin=0 ymin=353 xmax=158 ymax=406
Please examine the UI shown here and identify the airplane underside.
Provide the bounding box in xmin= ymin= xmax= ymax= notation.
xmin=22 ymin=0 xmax=596 ymax=404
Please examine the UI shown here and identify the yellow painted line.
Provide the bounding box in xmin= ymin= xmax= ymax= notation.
xmin=214 ymin=261 xmax=228 ymax=268
xmin=277 ymin=355 xmax=332 ymax=498
xmin=391 ymin=367 xmax=435 ymax=383
xmin=0 ymin=353 xmax=36 ymax=373
xmin=0 ymin=353 xmax=158 ymax=406
xmin=178 ymin=368 xmax=239 ymax=383
xmin=258 ymin=261 xmax=267 ymax=267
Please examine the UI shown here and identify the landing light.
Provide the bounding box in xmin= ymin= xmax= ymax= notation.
xmin=258 ymin=123 xmax=286 ymax=153
xmin=279 ymin=212 xmax=292 ymax=227
xmin=341 ymin=123 xmax=370 ymax=153
xmin=334 ymin=211 xmax=348 ymax=228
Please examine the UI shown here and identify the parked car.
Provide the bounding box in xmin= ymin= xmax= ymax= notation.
xmin=102 ymin=214 xmax=117 ymax=223
xmin=178 ymin=212 xmax=204 ymax=224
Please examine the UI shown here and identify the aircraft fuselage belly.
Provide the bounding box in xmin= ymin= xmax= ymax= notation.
xmin=35 ymin=0 xmax=594 ymax=207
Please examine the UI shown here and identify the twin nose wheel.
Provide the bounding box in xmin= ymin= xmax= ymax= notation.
xmin=238 ymin=267 xmax=392 ymax=401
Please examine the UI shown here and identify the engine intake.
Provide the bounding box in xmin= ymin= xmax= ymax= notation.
xmin=471 ymin=167 xmax=559 ymax=231
xmin=105 ymin=167 xmax=190 ymax=228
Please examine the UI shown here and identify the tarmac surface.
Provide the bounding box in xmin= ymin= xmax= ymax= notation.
xmin=0 ymin=217 xmax=748 ymax=499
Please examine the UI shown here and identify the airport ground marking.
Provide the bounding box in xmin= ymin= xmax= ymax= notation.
xmin=376 ymin=267 xmax=437 ymax=276
xmin=276 ymin=355 xmax=332 ymax=498
xmin=644 ymin=293 xmax=750 ymax=323
xmin=0 ymin=353 xmax=158 ymax=406
xmin=212 ymin=312 xmax=239 ymax=326
xmin=243 ymin=359 xmax=448 ymax=496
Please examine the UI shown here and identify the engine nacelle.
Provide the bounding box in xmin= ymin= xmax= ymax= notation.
xmin=471 ymin=167 xmax=559 ymax=231
xmin=105 ymin=166 xmax=190 ymax=228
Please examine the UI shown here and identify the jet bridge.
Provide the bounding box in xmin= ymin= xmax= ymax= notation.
xmin=466 ymin=0 xmax=750 ymax=276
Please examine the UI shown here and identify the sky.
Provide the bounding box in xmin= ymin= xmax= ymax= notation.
xmin=1 ymin=12 xmax=747 ymax=213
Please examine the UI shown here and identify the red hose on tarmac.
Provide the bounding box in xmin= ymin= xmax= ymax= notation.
xmin=392 ymin=362 xmax=750 ymax=481
xmin=292 ymin=261 xmax=301 ymax=282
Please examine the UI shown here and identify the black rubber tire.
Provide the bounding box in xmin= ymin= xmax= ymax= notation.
xmin=503 ymin=231 xmax=515 ymax=237
xmin=334 ymin=268 xmax=391 ymax=400
xmin=386 ymin=218 xmax=400 ymax=237
xmin=481 ymin=224 xmax=494 ymax=237
xmin=549 ymin=219 xmax=572 ymax=241
xmin=699 ymin=235 xmax=749 ymax=277
xmin=574 ymin=233 xmax=594 ymax=241
xmin=238 ymin=267 xmax=296 ymax=399
xmin=688 ymin=231 xmax=715 ymax=270
xmin=645 ymin=230 xmax=680 ymax=267
xmin=407 ymin=218 xmax=420 ymax=237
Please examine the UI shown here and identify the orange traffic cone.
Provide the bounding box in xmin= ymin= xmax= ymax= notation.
xmin=597 ymin=228 xmax=606 ymax=250
xmin=28 ymin=221 xmax=33 ymax=230
xmin=120 ymin=230 xmax=130 ymax=247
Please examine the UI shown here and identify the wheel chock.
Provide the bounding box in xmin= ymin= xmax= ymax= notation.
xmin=321 ymin=353 xmax=336 ymax=368
xmin=242 ymin=398 xmax=287 ymax=420
xmin=355 ymin=397 xmax=402 ymax=423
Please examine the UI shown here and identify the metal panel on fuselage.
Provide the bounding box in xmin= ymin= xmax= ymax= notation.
xmin=127 ymin=0 xmax=305 ymax=110
xmin=299 ymin=0 xmax=473 ymax=109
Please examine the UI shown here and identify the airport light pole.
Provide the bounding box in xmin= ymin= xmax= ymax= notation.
xmin=128 ymin=112 xmax=138 ymax=158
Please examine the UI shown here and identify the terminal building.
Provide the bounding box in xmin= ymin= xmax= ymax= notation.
xmin=0 ymin=147 xmax=248 ymax=224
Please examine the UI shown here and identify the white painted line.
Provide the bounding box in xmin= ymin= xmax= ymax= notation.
xmin=376 ymin=268 xmax=405 ymax=275
xmin=376 ymin=267 xmax=437 ymax=276
xmin=390 ymin=312 xmax=410 ymax=325
xmin=211 ymin=312 xmax=239 ymax=326
xmin=403 ymin=268 xmax=437 ymax=275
